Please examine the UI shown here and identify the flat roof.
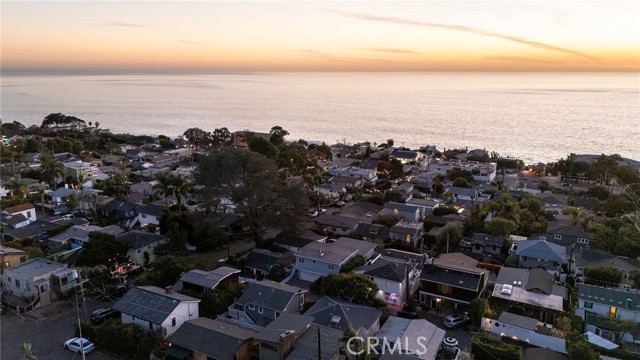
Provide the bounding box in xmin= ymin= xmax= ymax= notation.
xmin=492 ymin=283 xmax=564 ymax=312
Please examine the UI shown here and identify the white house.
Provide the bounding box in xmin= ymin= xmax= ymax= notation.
xmin=1 ymin=203 xmax=37 ymax=229
xmin=292 ymin=241 xmax=359 ymax=282
xmin=316 ymin=183 xmax=345 ymax=200
xmin=136 ymin=203 xmax=164 ymax=227
xmin=63 ymin=161 xmax=99 ymax=180
xmin=355 ymin=256 xmax=420 ymax=306
xmin=328 ymin=166 xmax=378 ymax=183
xmin=112 ymin=286 xmax=200 ymax=337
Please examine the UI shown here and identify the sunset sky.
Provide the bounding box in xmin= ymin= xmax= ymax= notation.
xmin=2 ymin=1 xmax=639 ymax=72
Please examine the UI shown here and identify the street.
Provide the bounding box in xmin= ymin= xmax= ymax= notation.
xmin=0 ymin=296 xmax=118 ymax=360
xmin=418 ymin=309 xmax=473 ymax=353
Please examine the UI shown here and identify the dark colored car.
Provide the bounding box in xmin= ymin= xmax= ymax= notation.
xmin=90 ymin=308 xmax=119 ymax=325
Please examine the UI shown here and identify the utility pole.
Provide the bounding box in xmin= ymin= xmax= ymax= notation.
xmin=317 ymin=326 xmax=322 ymax=360
xmin=75 ymin=282 xmax=87 ymax=360
xmin=446 ymin=233 xmax=450 ymax=254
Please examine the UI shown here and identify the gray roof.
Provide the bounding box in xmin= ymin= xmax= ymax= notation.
xmin=177 ymin=267 xmax=240 ymax=290
xmin=338 ymin=202 xmax=383 ymax=220
xmin=445 ymin=187 xmax=478 ymax=197
xmin=245 ymin=249 xmax=294 ymax=272
xmin=3 ymin=219 xmax=60 ymax=240
xmin=167 ymin=318 xmax=258 ymax=360
xmin=575 ymin=248 xmax=640 ymax=272
xmin=578 ymin=284 xmax=640 ymax=311
xmin=356 ymin=258 xmax=406 ymax=282
xmin=137 ymin=203 xmax=165 ymax=217
xmin=516 ymin=239 xmax=566 ymax=263
xmin=523 ymin=347 xmax=567 ymax=360
xmin=274 ymin=230 xmax=323 ymax=249
xmin=471 ymin=233 xmax=504 ymax=247
xmin=118 ymin=231 xmax=167 ymax=250
xmin=313 ymin=213 xmax=361 ymax=229
xmin=255 ymin=313 xmax=314 ymax=343
xmin=390 ymin=220 xmax=424 ymax=234
xmin=1 ymin=213 xmax=27 ymax=226
xmin=297 ymin=241 xmax=358 ymax=264
xmin=50 ymin=187 xmax=77 ymax=198
xmin=498 ymin=312 xmax=540 ymax=331
xmin=333 ymin=237 xmax=377 ymax=257
xmin=3 ymin=258 xmax=67 ymax=279
xmin=354 ymin=223 xmax=390 ymax=240
xmin=383 ymin=202 xmax=420 ymax=213
xmin=390 ymin=149 xmax=419 ymax=159
xmin=112 ymin=286 xmax=200 ymax=325
xmin=235 ymin=281 xmax=306 ymax=311
xmin=548 ymin=225 xmax=593 ymax=239
xmin=304 ymin=296 xmax=382 ymax=334
xmin=376 ymin=316 xmax=445 ymax=360
xmin=405 ymin=198 xmax=442 ymax=208
xmin=287 ymin=324 xmax=343 ymax=360
xmin=380 ymin=249 xmax=424 ymax=264
xmin=420 ymin=264 xmax=483 ymax=291
xmin=525 ymin=268 xmax=554 ymax=295
xmin=496 ymin=267 xmax=567 ymax=298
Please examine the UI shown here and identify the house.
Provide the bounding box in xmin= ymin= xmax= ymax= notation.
xmin=117 ymin=231 xmax=168 ymax=265
xmin=547 ymin=225 xmax=593 ymax=248
xmin=355 ymin=256 xmax=421 ymax=306
xmin=245 ymin=249 xmax=295 ymax=280
xmin=174 ymin=267 xmax=240 ymax=293
xmin=49 ymin=187 xmax=78 ymax=205
xmin=166 ymin=317 xmax=259 ymax=360
xmin=129 ymin=181 xmax=154 ymax=197
xmin=112 ymin=286 xmax=200 ymax=337
xmin=2 ymin=219 xmax=62 ymax=242
xmin=376 ymin=316 xmax=446 ymax=360
xmin=458 ymin=232 xmax=504 ymax=264
xmin=304 ymin=296 xmax=382 ymax=337
xmin=333 ymin=237 xmax=377 ymax=260
xmin=1 ymin=258 xmax=78 ymax=310
xmin=573 ymin=248 xmax=640 ymax=280
xmin=292 ymin=241 xmax=359 ymax=282
xmin=136 ymin=203 xmax=165 ymax=227
xmin=255 ymin=313 xmax=343 ymax=360
xmin=418 ymin=253 xmax=488 ymax=311
xmin=48 ymin=224 xmax=125 ymax=248
xmin=382 ymin=202 xmax=422 ymax=222
xmin=405 ymin=198 xmax=442 ymax=217
xmin=353 ymin=223 xmax=390 ymax=242
xmin=227 ymin=280 xmax=307 ymax=327
xmin=575 ymin=284 xmax=640 ymax=351
xmin=335 ymin=202 xmax=383 ymax=223
xmin=395 ymin=182 xmax=414 ymax=196
xmin=390 ymin=149 xmax=424 ymax=164
xmin=1 ymin=203 xmax=37 ymax=229
xmin=514 ymin=239 xmax=568 ymax=273
xmin=482 ymin=312 xmax=567 ymax=354
xmin=0 ymin=245 xmax=28 ymax=274
xmin=316 ymin=183 xmax=345 ymax=200
xmin=330 ymin=176 xmax=363 ymax=189
xmin=327 ymin=166 xmax=378 ymax=183
xmin=273 ymin=230 xmax=327 ymax=253
xmin=491 ymin=267 xmax=567 ymax=324
xmin=389 ymin=220 xmax=424 ymax=248
xmin=444 ymin=187 xmax=479 ymax=204
xmin=313 ymin=213 xmax=360 ymax=236
xmin=63 ymin=161 xmax=98 ymax=180
xmin=101 ymin=200 xmax=139 ymax=229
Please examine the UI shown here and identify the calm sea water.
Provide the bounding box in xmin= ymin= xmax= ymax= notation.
xmin=1 ymin=72 xmax=639 ymax=164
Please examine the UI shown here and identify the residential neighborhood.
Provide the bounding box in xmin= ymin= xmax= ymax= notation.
xmin=1 ymin=120 xmax=640 ymax=360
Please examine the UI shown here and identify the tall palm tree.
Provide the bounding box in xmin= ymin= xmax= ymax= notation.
xmin=8 ymin=176 xmax=28 ymax=201
xmin=153 ymin=172 xmax=175 ymax=207
xmin=172 ymin=175 xmax=192 ymax=208
xmin=36 ymin=183 xmax=47 ymax=216
xmin=39 ymin=151 xmax=64 ymax=188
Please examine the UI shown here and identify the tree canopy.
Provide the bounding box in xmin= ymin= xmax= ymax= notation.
xmin=194 ymin=147 xmax=309 ymax=245
xmin=41 ymin=113 xmax=87 ymax=128
xmin=76 ymin=232 xmax=129 ymax=267
xmin=320 ymin=273 xmax=386 ymax=309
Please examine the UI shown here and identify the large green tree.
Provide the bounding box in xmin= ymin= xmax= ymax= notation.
xmin=269 ymin=125 xmax=289 ymax=146
xmin=194 ymin=148 xmax=309 ymax=245
xmin=39 ymin=151 xmax=65 ymax=188
xmin=183 ymin=127 xmax=211 ymax=150
xmin=321 ymin=273 xmax=385 ymax=309
xmin=76 ymin=232 xmax=129 ymax=267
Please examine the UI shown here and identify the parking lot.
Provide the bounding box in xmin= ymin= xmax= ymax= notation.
xmin=1 ymin=297 xmax=119 ymax=360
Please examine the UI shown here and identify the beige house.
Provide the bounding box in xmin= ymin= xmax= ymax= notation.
xmin=0 ymin=245 xmax=28 ymax=274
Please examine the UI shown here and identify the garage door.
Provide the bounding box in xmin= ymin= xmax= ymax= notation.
xmin=297 ymin=270 xmax=320 ymax=282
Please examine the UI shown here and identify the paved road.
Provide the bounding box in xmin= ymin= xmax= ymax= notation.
xmin=1 ymin=297 xmax=118 ymax=360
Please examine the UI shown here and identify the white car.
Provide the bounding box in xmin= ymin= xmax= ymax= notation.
xmin=64 ymin=337 xmax=96 ymax=354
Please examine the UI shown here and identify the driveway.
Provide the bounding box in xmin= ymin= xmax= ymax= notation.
xmin=417 ymin=309 xmax=472 ymax=353
xmin=1 ymin=297 xmax=118 ymax=360
xmin=204 ymin=237 xmax=255 ymax=268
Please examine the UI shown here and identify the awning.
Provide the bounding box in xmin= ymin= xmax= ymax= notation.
xmin=584 ymin=331 xmax=619 ymax=350
xmin=165 ymin=345 xmax=192 ymax=360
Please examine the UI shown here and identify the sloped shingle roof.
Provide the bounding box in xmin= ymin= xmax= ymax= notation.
xmin=112 ymin=286 xmax=199 ymax=325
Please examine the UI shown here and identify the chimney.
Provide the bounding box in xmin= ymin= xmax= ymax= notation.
xmin=165 ymin=286 xmax=173 ymax=294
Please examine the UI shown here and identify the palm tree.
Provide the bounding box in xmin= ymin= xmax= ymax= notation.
xmin=8 ymin=176 xmax=28 ymax=201
xmin=36 ymin=183 xmax=47 ymax=216
xmin=39 ymin=151 xmax=64 ymax=188
xmin=153 ymin=172 xmax=175 ymax=207
xmin=22 ymin=342 xmax=38 ymax=360
xmin=172 ymin=175 xmax=192 ymax=208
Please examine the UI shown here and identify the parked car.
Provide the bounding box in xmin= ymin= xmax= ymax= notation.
xmin=64 ymin=337 xmax=96 ymax=354
xmin=443 ymin=314 xmax=470 ymax=329
xmin=308 ymin=210 xmax=319 ymax=218
xmin=90 ymin=308 xmax=119 ymax=325
xmin=336 ymin=201 xmax=345 ymax=207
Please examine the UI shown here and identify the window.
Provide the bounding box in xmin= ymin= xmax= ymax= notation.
xmin=25 ymin=282 xmax=31 ymax=291
xmin=258 ymin=306 xmax=263 ymax=314
xmin=249 ymin=304 xmax=255 ymax=310
xmin=7 ymin=277 xmax=11 ymax=283
xmin=299 ymin=258 xmax=304 ymax=263
xmin=141 ymin=214 xmax=147 ymax=218
xmin=584 ymin=302 xmax=593 ymax=309
xmin=609 ymin=306 xmax=617 ymax=318
xmin=261 ymin=343 xmax=278 ymax=352
xmin=15 ymin=279 xmax=20 ymax=288
xmin=137 ymin=249 xmax=141 ymax=253
xmin=149 ymin=323 xmax=153 ymax=330
xmin=171 ymin=317 xmax=176 ymax=327
xmin=554 ymin=234 xmax=562 ymax=240
xmin=275 ymin=311 xmax=281 ymax=318
xmin=27 ymin=211 xmax=32 ymax=218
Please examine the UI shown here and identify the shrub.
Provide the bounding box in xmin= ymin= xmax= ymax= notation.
xmin=471 ymin=336 xmax=521 ymax=360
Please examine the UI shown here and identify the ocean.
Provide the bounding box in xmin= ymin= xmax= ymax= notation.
xmin=1 ymin=72 xmax=638 ymax=164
